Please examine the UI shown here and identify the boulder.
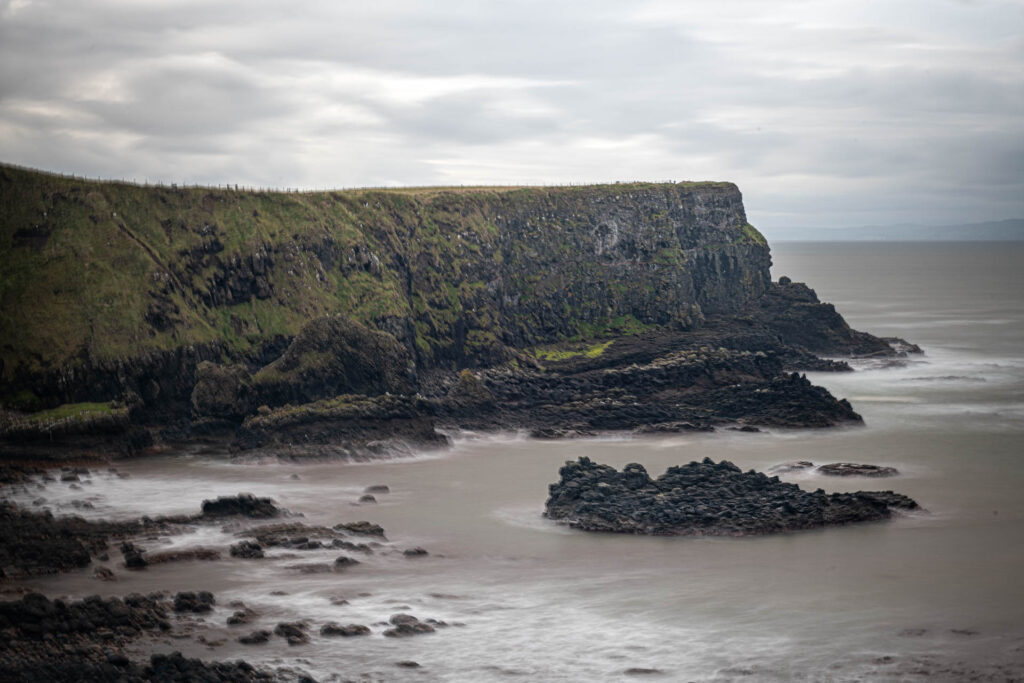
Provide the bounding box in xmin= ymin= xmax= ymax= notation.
xmin=818 ymin=462 xmax=899 ymax=477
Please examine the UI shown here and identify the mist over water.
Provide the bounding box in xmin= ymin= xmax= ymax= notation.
xmin=8 ymin=243 xmax=1024 ymax=681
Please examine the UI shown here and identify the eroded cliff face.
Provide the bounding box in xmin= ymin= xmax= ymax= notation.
xmin=0 ymin=165 xmax=769 ymax=408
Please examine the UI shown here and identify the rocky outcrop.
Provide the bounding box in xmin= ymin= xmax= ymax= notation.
xmin=251 ymin=316 xmax=416 ymax=407
xmin=818 ymin=462 xmax=900 ymax=477
xmin=544 ymin=457 xmax=919 ymax=536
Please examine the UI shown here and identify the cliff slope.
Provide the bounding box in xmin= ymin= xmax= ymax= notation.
xmin=1 ymin=164 xmax=767 ymax=409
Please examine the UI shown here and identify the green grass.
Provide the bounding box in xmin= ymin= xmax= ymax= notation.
xmin=532 ymin=340 xmax=614 ymax=362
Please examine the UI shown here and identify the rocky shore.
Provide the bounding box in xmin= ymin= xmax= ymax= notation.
xmin=544 ymin=457 xmax=919 ymax=536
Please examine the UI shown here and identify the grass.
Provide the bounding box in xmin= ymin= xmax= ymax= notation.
xmin=532 ymin=340 xmax=614 ymax=362
xmin=1 ymin=162 xmax=762 ymax=384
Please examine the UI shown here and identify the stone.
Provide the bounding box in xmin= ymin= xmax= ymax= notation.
xmin=320 ymin=622 xmax=371 ymax=637
xmin=818 ymin=462 xmax=899 ymax=477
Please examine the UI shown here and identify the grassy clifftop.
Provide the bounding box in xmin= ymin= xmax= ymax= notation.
xmin=0 ymin=164 xmax=768 ymax=402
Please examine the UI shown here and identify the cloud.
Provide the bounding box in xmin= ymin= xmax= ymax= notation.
xmin=0 ymin=0 xmax=1021 ymax=231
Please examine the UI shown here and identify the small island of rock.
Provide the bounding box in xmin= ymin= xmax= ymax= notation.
xmin=544 ymin=457 xmax=918 ymax=536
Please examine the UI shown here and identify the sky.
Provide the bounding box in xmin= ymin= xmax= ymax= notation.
xmin=1 ymin=0 xmax=1022 ymax=234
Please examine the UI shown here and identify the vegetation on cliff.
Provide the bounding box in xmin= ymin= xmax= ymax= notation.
xmin=1 ymin=163 xmax=766 ymax=409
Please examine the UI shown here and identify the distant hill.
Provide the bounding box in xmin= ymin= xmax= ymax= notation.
xmin=767 ymin=219 xmax=1024 ymax=241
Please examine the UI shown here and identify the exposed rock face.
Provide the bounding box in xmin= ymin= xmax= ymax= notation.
xmin=252 ymin=316 xmax=416 ymax=407
xmin=544 ymin=457 xmax=919 ymax=536
xmin=190 ymin=361 xmax=253 ymax=420
xmin=199 ymin=493 xmax=280 ymax=519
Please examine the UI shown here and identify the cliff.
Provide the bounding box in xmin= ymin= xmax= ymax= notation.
xmin=0 ymin=164 xmax=913 ymax=458
xmin=0 ymin=164 xmax=767 ymax=408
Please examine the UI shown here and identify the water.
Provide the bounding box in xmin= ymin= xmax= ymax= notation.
xmin=6 ymin=242 xmax=1024 ymax=681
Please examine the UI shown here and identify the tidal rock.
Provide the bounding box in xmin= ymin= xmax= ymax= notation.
xmin=364 ymin=484 xmax=390 ymax=494
xmin=173 ymin=591 xmax=215 ymax=613
xmin=121 ymin=541 xmax=147 ymax=570
xmin=769 ymin=460 xmax=816 ymax=473
xmin=320 ymin=622 xmax=371 ymax=637
xmin=238 ymin=629 xmax=271 ymax=645
xmin=818 ymin=462 xmax=899 ymax=477
xmin=403 ymin=547 xmax=429 ymax=557
xmin=229 ymin=541 xmax=265 ymax=559
xmin=274 ymin=622 xmax=309 ymax=645
xmin=358 ymin=494 xmax=377 ymax=504
xmin=334 ymin=521 xmax=385 ymax=537
xmin=383 ymin=614 xmax=435 ymax=637
xmin=545 ymin=457 xmax=919 ymax=536
xmin=200 ymin=493 xmax=280 ymax=519
xmin=334 ymin=555 xmax=360 ymax=569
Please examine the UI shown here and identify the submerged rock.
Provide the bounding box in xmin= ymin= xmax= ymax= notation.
xmin=200 ymin=493 xmax=280 ymax=519
xmin=544 ymin=457 xmax=919 ymax=536
xmin=383 ymin=614 xmax=435 ymax=637
xmin=320 ymin=623 xmax=371 ymax=637
xmin=818 ymin=462 xmax=899 ymax=477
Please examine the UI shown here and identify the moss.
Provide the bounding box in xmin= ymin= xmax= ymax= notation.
xmin=533 ymin=340 xmax=614 ymax=362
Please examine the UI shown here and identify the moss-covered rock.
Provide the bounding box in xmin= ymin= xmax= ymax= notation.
xmin=252 ymin=316 xmax=415 ymax=406
xmin=190 ymin=361 xmax=253 ymax=420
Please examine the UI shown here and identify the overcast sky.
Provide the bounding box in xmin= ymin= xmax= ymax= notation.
xmin=1 ymin=0 xmax=1021 ymax=233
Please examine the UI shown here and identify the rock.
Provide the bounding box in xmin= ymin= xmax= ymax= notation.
xmin=396 ymin=661 xmax=421 ymax=668
xmin=238 ymin=629 xmax=271 ymax=645
xmin=403 ymin=547 xmax=429 ymax=557
xmin=227 ymin=608 xmax=255 ymax=626
xmin=190 ymin=361 xmax=253 ymax=420
xmin=334 ymin=555 xmax=360 ymax=568
xmin=274 ymin=622 xmax=309 ymax=645
xmin=93 ymin=566 xmax=116 ymax=581
xmin=200 ymin=493 xmax=280 ymax=519
xmin=544 ymin=456 xmax=920 ymax=536
xmin=769 ymin=460 xmax=816 ymax=473
xmin=121 ymin=541 xmax=147 ymax=569
xmin=383 ymin=614 xmax=436 ymax=637
xmin=358 ymin=494 xmax=377 ymax=504
xmin=364 ymin=485 xmax=390 ymax=494
xmin=818 ymin=463 xmax=899 ymax=477
xmin=229 ymin=540 xmax=265 ymax=559
xmin=625 ymin=668 xmax=664 ymax=676
xmin=320 ymin=623 xmax=371 ymax=637
xmin=334 ymin=521 xmax=385 ymax=537
xmin=173 ymin=591 xmax=215 ymax=613
xmin=331 ymin=539 xmax=374 ymax=553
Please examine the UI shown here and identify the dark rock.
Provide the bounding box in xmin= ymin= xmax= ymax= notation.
xmin=625 ymin=668 xmax=664 ymax=676
xmin=358 ymin=494 xmax=377 ymax=504
xmin=818 ymin=462 xmax=899 ymax=477
xmin=320 ymin=623 xmax=371 ymax=637
xmin=544 ymin=456 xmax=919 ymax=536
xmin=227 ymin=608 xmax=255 ymax=626
xmin=273 ymin=621 xmax=309 ymax=645
xmin=770 ymin=460 xmax=816 ymax=473
xmin=383 ymin=614 xmax=436 ymax=637
xmin=334 ymin=521 xmax=385 ymax=537
xmin=173 ymin=591 xmax=214 ymax=613
xmin=93 ymin=566 xmax=116 ymax=581
xmin=403 ymin=547 xmax=429 ymax=557
xmin=229 ymin=540 xmax=265 ymax=559
xmin=331 ymin=539 xmax=373 ymax=553
xmin=200 ymin=493 xmax=280 ymax=519
xmin=334 ymin=555 xmax=360 ymax=568
xmin=190 ymin=361 xmax=253 ymax=420
xmin=121 ymin=542 xmax=147 ymax=570
xmin=364 ymin=485 xmax=390 ymax=494
xmin=238 ymin=629 xmax=271 ymax=644
xmin=396 ymin=661 xmax=421 ymax=668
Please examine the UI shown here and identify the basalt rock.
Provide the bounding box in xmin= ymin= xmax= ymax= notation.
xmin=818 ymin=462 xmax=900 ymax=477
xmin=544 ymin=457 xmax=919 ymax=536
xmin=200 ymin=493 xmax=280 ymax=519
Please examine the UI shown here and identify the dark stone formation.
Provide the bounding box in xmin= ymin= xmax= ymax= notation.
xmin=172 ymin=591 xmax=214 ymax=613
xmin=320 ymin=623 xmax=371 ymax=637
xmin=403 ymin=547 xmax=429 ymax=557
xmin=383 ymin=614 xmax=436 ymax=637
xmin=358 ymin=494 xmax=377 ymax=504
xmin=273 ymin=622 xmax=309 ymax=646
xmin=252 ymin=315 xmax=416 ymax=407
xmin=190 ymin=361 xmax=253 ymax=420
xmin=229 ymin=540 xmax=265 ymax=559
xmin=333 ymin=555 xmax=360 ymax=568
xmin=120 ymin=541 xmax=147 ymax=570
xmin=364 ymin=485 xmax=390 ymax=493
xmin=334 ymin=521 xmax=386 ymax=537
xmin=238 ymin=630 xmax=271 ymax=645
xmin=544 ymin=457 xmax=919 ymax=536
xmin=200 ymin=493 xmax=280 ymax=519
xmin=818 ymin=462 xmax=900 ymax=477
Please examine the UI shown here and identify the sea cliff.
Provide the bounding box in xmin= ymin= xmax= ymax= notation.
xmin=0 ymin=164 xmax=914 ymax=457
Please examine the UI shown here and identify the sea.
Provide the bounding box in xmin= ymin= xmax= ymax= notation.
xmin=6 ymin=242 xmax=1024 ymax=681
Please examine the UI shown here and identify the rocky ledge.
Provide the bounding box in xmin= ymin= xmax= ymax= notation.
xmin=544 ymin=457 xmax=919 ymax=536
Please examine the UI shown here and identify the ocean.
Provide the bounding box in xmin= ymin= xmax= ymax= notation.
xmin=8 ymin=241 xmax=1024 ymax=681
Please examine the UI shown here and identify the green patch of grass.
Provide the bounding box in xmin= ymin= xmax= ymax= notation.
xmin=532 ymin=339 xmax=613 ymax=362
